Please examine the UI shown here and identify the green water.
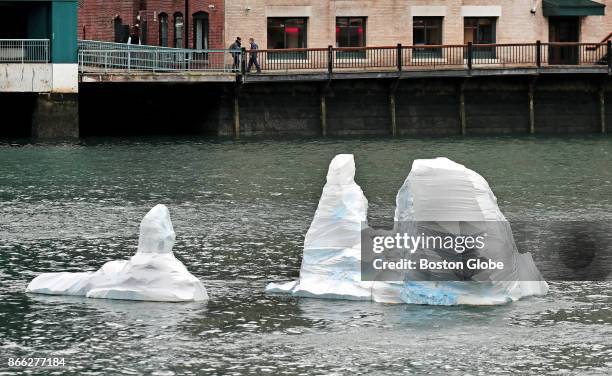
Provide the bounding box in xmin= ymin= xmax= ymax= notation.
xmin=0 ymin=135 xmax=611 ymax=374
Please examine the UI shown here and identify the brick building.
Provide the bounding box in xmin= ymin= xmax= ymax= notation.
xmin=78 ymin=0 xmax=225 ymax=49
xmin=225 ymin=1 xmax=610 ymax=54
xmin=78 ymin=1 xmax=610 ymax=56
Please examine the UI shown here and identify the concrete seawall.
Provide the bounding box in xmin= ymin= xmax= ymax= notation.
xmin=219 ymin=75 xmax=609 ymax=137
xmin=2 ymin=75 xmax=610 ymax=138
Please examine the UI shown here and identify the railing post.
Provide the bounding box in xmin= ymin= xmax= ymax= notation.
xmin=104 ymin=50 xmax=108 ymax=72
xmin=467 ymin=42 xmax=473 ymax=70
xmin=21 ymin=40 xmax=24 ymax=64
xmin=397 ymin=43 xmax=402 ymax=72
xmin=607 ymin=40 xmax=612 ymax=73
xmin=241 ymin=47 xmax=247 ymax=75
xmin=127 ymin=50 xmax=131 ymax=71
xmin=536 ymin=40 xmax=542 ymax=68
xmin=328 ymin=45 xmax=333 ymax=75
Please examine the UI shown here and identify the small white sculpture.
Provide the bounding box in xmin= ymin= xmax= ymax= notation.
xmin=26 ymin=204 xmax=208 ymax=302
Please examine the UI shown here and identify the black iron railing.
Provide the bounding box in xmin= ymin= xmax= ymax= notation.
xmin=244 ymin=41 xmax=611 ymax=75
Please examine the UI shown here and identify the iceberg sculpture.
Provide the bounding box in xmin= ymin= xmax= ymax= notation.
xmin=265 ymin=154 xmax=402 ymax=302
xmin=267 ymin=155 xmax=547 ymax=306
xmin=396 ymin=157 xmax=549 ymax=305
xmin=26 ymin=204 xmax=208 ymax=302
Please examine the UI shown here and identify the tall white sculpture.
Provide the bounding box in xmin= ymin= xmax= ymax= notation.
xmin=266 ymin=154 xmax=402 ymax=302
xmin=26 ymin=204 xmax=208 ymax=302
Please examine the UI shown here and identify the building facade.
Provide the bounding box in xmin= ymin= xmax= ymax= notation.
xmin=78 ymin=0 xmax=225 ymax=49
xmin=225 ymin=0 xmax=610 ymax=52
xmin=0 ymin=0 xmax=78 ymax=93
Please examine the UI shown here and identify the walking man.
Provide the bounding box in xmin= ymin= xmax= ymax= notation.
xmin=247 ymin=38 xmax=261 ymax=73
xmin=229 ymin=37 xmax=242 ymax=71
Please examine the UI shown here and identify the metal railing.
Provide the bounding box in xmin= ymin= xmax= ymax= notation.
xmin=78 ymin=40 xmax=241 ymax=73
xmin=79 ymin=39 xmax=183 ymax=52
xmin=0 ymin=39 xmax=49 ymax=63
xmin=77 ymin=40 xmax=612 ymax=75
xmin=243 ymin=41 xmax=611 ymax=75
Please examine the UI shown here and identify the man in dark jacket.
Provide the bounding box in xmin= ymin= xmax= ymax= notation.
xmin=129 ymin=26 xmax=140 ymax=45
xmin=229 ymin=37 xmax=242 ymax=70
xmin=247 ymin=38 xmax=261 ymax=73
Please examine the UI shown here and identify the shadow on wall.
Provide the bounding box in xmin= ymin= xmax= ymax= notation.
xmin=0 ymin=93 xmax=38 ymax=138
xmin=79 ymin=83 xmax=227 ymax=137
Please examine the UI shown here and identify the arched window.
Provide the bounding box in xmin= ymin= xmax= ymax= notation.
xmin=173 ymin=13 xmax=184 ymax=48
xmin=158 ymin=13 xmax=168 ymax=47
xmin=192 ymin=12 xmax=209 ymax=50
xmin=114 ymin=16 xmax=123 ymax=43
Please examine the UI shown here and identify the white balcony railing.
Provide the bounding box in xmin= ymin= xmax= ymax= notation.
xmin=0 ymin=39 xmax=50 ymax=63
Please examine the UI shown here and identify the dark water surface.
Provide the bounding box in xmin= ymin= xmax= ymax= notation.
xmin=1 ymin=136 xmax=611 ymax=375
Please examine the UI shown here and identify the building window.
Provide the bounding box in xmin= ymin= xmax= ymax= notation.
xmin=336 ymin=17 xmax=365 ymax=48
xmin=464 ymin=18 xmax=496 ymax=58
xmin=174 ymin=13 xmax=184 ymax=48
xmin=140 ymin=21 xmax=147 ymax=45
xmin=159 ymin=13 xmax=168 ymax=47
xmin=267 ymin=18 xmax=307 ymax=59
xmin=114 ymin=16 xmax=128 ymax=43
xmin=336 ymin=17 xmax=366 ymax=58
xmin=413 ymin=17 xmax=442 ymax=58
xmin=193 ymin=12 xmax=209 ymax=50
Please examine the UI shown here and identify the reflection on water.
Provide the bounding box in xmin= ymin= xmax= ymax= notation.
xmin=0 ymin=135 xmax=611 ymax=374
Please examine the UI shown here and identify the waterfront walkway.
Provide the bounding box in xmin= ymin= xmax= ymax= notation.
xmin=76 ymin=40 xmax=611 ymax=83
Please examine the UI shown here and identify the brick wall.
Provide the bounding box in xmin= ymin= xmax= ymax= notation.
xmin=79 ymin=1 xmax=611 ymax=50
xmin=225 ymin=0 xmax=611 ymax=49
xmin=583 ymin=1 xmax=612 ymax=42
xmin=78 ymin=0 xmax=225 ymax=49
xmin=78 ymin=1 xmax=138 ymax=42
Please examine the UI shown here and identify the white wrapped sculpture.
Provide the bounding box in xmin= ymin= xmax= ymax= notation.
xmin=265 ymin=154 xmax=402 ymax=302
xmin=26 ymin=204 xmax=208 ymax=302
xmin=396 ymin=157 xmax=549 ymax=305
xmin=267 ymin=155 xmax=548 ymax=306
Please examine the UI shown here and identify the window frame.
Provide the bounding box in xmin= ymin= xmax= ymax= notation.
xmin=158 ymin=13 xmax=168 ymax=47
xmin=192 ymin=11 xmax=209 ymax=50
xmin=173 ymin=12 xmax=184 ymax=49
xmin=266 ymin=17 xmax=309 ymax=60
xmin=335 ymin=17 xmax=367 ymax=59
xmin=412 ymin=17 xmax=443 ymax=58
xmin=464 ymin=17 xmax=497 ymax=59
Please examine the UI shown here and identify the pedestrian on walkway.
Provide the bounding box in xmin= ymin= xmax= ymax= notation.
xmin=247 ymin=38 xmax=261 ymax=73
xmin=229 ymin=37 xmax=242 ymax=71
